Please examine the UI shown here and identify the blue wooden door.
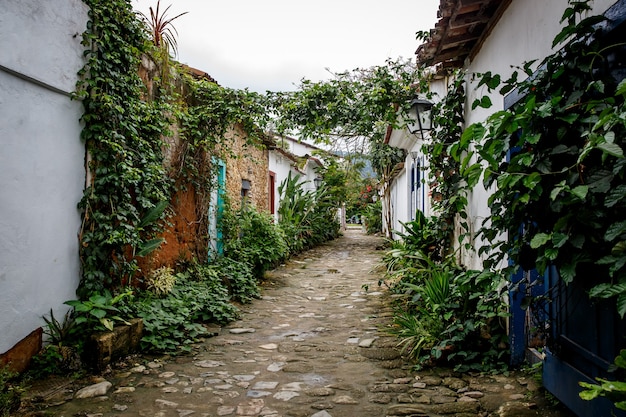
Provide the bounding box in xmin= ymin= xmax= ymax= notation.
xmin=208 ymin=160 xmax=226 ymax=257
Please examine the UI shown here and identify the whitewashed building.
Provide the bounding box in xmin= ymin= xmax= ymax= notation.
xmin=415 ymin=1 xmax=624 ymax=416
xmin=0 ymin=0 xmax=88 ymax=369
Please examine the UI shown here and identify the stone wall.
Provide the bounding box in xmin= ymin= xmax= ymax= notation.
xmin=136 ymin=59 xmax=270 ymax=271
xmin=223 ymin=125 xmax=270 ymax=212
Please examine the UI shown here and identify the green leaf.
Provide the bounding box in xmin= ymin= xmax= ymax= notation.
xmin=570 ymin=185 xmax=589 ymax=200
xmin=615 ymin=350 xmax=626 ymax=369
xmin=552 ymin=232 xmax=569 ymax=248
xmin=90 ymin=308 xmax=107 ymax=319
xmin=589 ymin=282 xmax=626 ymax=298
xmin=138 ymin=200 xmax=169 ymax=228
xmin=619 ymin=294 xmax=626 ymax=319
xmin=480 ymin=95 xmax=492 ymax=109
xmin=579 ymin=383 xmax=601 ymax=400
xmin=613 ymin=241 xmax=626 ymax=256
xmin=137 ymin=238 xmax=165 ymax=257
xmin=550 ymin=181 xmax=566 ymax=200
xmin=605 ymin=185 xmax=626 ymax=208
xmin=597 ymin=142 xmax=624 ymax=158
xmin=522 ymin=172 xmax=541 ymax=189
xmin=560 ymin=263 xmax=577 ymax=283
xmin=616 ymin=78 xmax=626 ymax=96
xmin=545 ymin=248 xmax=559 ymax=260
xmin=558 ymin=113 xmax=579 ymax=124
xmin=606 ymin=221 xmax=626 ymax=242
xmin=101 ymin=318 xmax=114 ymax=332
xmin=530 ymin=233 xmax=550 ymax=249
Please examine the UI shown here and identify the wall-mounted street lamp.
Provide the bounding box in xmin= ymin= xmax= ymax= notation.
xmin=314 ymin=177 xmax=323 ymax=188
xmin=407 ymin=98 xmax=434 ymax=138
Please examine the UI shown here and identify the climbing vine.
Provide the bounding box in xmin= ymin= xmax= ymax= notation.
xmin=75 ymin=0 xmax=273 ymax=296
xmin=464 ymin=0 xmax=626 ymax=315
xmin=75 ymin=0 xmax=172 ymax=298
xmin=423 ymin=70 xmax=478 ymax=255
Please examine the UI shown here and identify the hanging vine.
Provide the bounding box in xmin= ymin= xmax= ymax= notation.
xmin=75 ymin=0 xmax=172 ymax=298
xmin=464 ymin=0 xmax=626 ymax=315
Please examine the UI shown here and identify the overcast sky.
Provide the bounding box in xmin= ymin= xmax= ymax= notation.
xmin=132 ymin=0 xmax=440 ymax=93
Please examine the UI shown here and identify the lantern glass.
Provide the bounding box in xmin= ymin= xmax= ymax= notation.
xmin=408 ymin=98 xmax=433 ymax=136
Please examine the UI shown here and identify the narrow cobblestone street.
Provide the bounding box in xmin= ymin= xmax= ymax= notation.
xmin=23 ymin=229 xmax=572 ymax=417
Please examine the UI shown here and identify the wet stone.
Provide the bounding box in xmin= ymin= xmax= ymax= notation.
xmin=282 ymin=362 xmax=314 ymax=373
xmin=369 ymin=383 xmax=409 ymax=393
xmin=465 ymin=391 xmax=484 ymax=398
xmin=443 ymin=376 xmax=467 ymax=390
xmin=229 ymin=328 xmax=256 ymax=334
xmin=259 ymin=343 xmax=278 ymax=350
xmin=358 ymin=338 xmax=376 ymax=348
xmin=397 ymin=393 xmax=415 ymax=403
xmin=155 ymin=399 xmax=179 ymax=408
xmin=369 ymin=393 xmax=392 ymax=404
xmin=236 ymin=399 xmax=265 ymax=416
xmin=252 ymin=381 xmax=279 ymax=390
xmin=267 ymin=362 xmax=285 ymax=372
xmin=332 ymin=395 xmax=358 ymax=404
xmin=311 ymin=411 xmax=333 ymax=417
xmin=432 ymin=395 xmax=457 ymax=404
xmin=311 ymin=402 xmax=335 ymax=410
xmin=386 ymin=404 xmax=427 ymax=415
xmin=273 ymin=391 xmax=299 ymax=401
xmin=417 ymin=376 xmax=442 ymax=385
xmin=194 ymin=360 xmax=225 ymax=368
xmin=431 ymin=401 xmax=481 ymax=414
xmin=305 ymin=387 xmax=335 ymax=396
xmin=75 ymin=381 xmax=112 ymax=399
xmin=247 ymin=390 xmax=272 ymax=398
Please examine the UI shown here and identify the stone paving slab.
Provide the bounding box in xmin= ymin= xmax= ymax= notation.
xmin=22 ymin=230 xmax=573 ymax=417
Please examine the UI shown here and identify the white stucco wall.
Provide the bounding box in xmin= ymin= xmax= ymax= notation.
xmin=459 ymin=0 xmax=617 ymax=270
xmin=0 ymin=0 xmax=88 ymax=353
xmin=268 ymin=150 xmax=296 ymax=218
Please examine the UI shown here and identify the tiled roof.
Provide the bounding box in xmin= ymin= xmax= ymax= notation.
xmin=181 ymin=64 xmax=218 ymax=84
xmin=416 ymin=0 xmax=512 ymax=68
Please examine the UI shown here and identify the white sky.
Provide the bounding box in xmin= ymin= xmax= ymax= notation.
xmin=132 ymin=0 xmax=440 ymax=93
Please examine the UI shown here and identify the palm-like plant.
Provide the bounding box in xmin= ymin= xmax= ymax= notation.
xmin=140 ymin=0 xmax=188 ymax=57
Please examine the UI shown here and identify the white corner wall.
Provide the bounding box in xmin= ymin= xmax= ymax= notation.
xmin=0 ymin=0 xmax=88 ymax=353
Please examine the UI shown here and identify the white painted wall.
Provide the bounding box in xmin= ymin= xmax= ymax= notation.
xmin=268 ymin=150 xmax=298 ymax=219
xmin=458 ymin=0 xmax=617 ymax=270
xmin=0 ymin=0 xmax=88 ymax=353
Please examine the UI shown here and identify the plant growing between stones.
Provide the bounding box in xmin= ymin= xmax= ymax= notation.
xmin=0 ymin=366 xmax=23 ymax=417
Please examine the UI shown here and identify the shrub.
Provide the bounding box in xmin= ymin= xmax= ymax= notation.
xmin=210 ymin=257 xmax=260 ymax=304
xmin=387 ymin=255 xmax=509 ymax=373
xmin=124 ymin=268 xmax=239 ymax=353
xmin=223 ymin=204 xmax=288 ymax=278
xmin=364 ymin=200 xmax=382 ymax=234
xmin=278 ymin=173 xmax=340 ymax=253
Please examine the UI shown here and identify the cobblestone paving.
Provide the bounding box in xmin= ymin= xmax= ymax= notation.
xmin=21 ymin=229 xmax=573 ymax=417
